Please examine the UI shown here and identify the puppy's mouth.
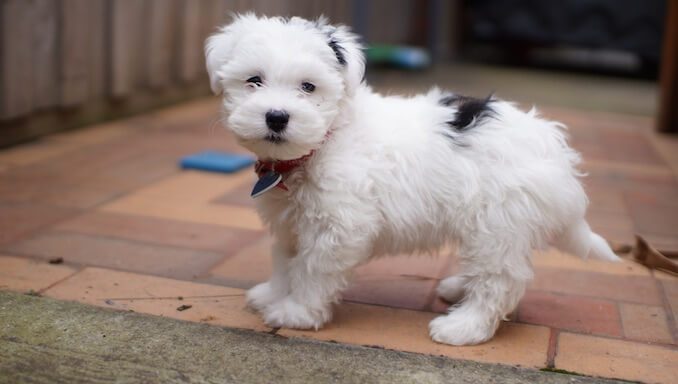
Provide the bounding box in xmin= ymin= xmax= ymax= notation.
xmin=264 ymin=134 xmax=286 ymax=144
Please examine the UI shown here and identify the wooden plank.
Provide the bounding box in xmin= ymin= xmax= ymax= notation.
xmin=217 ymin=0 xmax=234 ymax=24
xmin=234 ymin=0 xmax=254 ymax=14
xmin=87 ymin=0 xmax=107 ymax=98
xmin=658 ymin=0 xmax=678 ymax=133
xmin=147 ymin=0 xmax=178 ymax=88
xmin=60 ymin=0 xmax=90 ymax=107
xmin=253 ymin=0 xmax=291 ymax=17
xmin=0 ymin=0 xmax=35 ymax=119
xmin=201 ymin=0 xmax=222 ymax=39
xmin=32 ymin=0 xmax=59 ymax=110
xmin=177 ymin=0 xmax=203 ymax=83
xmin=328 ymin=0 xmax=352 ymax=25
xmin=110 ymin=0 xmax=145 ymax=97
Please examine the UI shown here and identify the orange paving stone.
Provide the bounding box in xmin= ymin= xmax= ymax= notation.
xmin=212 ymin=181 xmax=257 ymax=207
xmin=532 ymin=248 xmax=650 ymax=276
xmin=530 ymin=267 xmax=663 ymax=305
xmin=344 ymin=253 xmax=450 ymax=311
xmin=7 ymin=232 xmax=225 ymax=280
xmin=44 ymin=267 xmax=270 ymax=332
xmin=207 ymin=236 xmax=273 ymax=287
xmin=101 ymin=171 xmax=263 ymax=231
xmin=55 ymin=211 xmax=263 ymax=253
xmin=280 ymin=302 xmax=551 ymax=368
xmin=0 ymin=202 xmax=78 ymax=246
xmin=0 ymin=121 xmax=133 ymax=168
xmin=660 ymin=278 xmax=678 ymax=337
xmin=585 ymin=185 xmax=629 ymax=215
xmin=584 ymin=210 xmax=636 ymax=245
xmin=619 ymin=303 xmax=674 ymax=344
xmin=0 ymin=255 xmax=76 ymax=292
xmin=555 ymin=332 xmax=678 ymax=384
xmin=518 ymin=291 xmax=622 ymax=337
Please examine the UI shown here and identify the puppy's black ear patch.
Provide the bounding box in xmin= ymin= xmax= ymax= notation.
xmin=441 ymin=94 xmax=495 ymax=131
xmin=328 ymin=38 xmax=347 ymax=66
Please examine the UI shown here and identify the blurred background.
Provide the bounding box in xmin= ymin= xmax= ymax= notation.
xmin=0 ymin=0 xmax=675 ymax=147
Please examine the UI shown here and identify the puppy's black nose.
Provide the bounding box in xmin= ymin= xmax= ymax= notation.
xmin=265 ymin=110 xmax=289 ymax=133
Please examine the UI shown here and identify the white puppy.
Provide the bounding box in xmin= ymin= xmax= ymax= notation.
xmin=205 ymin=14 xmax=619 ymax=345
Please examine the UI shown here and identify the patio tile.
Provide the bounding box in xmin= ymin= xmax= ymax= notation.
xmin=585 ymin=185 xmax=629 ymax=215
xmin=211 ymin=181 xmax=257 ymax=207
xmin=280 ymin=302 xmax=550 ymax=368
xmin=0 ymin=140 xmax=81 ymax=168
xmin=639 ymin=233 xmax=678 ymax=254
xmin=556 ymin=332 xmax=678 ymax=384
xmin=0 ymin=202 xmax=78 ymax=246
xmin=585 ymin=210 xmax=635 ymax=245
xmin=101 ymin=171 xmax=263 ymax=231
xmin=344 ymin=254 xmax=450 ymax=311
xmin=619 ymin=303 xmax=673 ymax=344
xmin=518 ymin=291 xmax=622 ymax=337
xmin=648 ymin=132 xmax=678 ymax=176
xmin=661 ymin=279 xmax=678 ymax=335
xmin=44 ymin=267 xmax=270 ymax=332
xmin=6 ymin=232 xmax=224 ymax=280
xmin=0 ymin=255 xmax=76 ymax=293
xmin=55 ymin=211 xmax=263 ymax=253
xmin=625 ymin=191 xmax=678 ymax=238
xmin=48 ymin=121 xmax=134 ymax=145
xmin=530 ymin=267 xmax=662 ymax=305
xmin=0 ymin=140 xmax=178 ymax=208
xmin=532 ymin=249 xmax=650 ymax=276
xmin=344 ymin=278 xmax=438 ymax=311
xmin=105 ymin=198 xmax=263 ymax=231
xmin=208 ymin=236 xmax=273 ymax=287
xmin=597 ymin=129 xmax=666 ymax=166
xmin=105 ymin=171 xmax=251 ymax=204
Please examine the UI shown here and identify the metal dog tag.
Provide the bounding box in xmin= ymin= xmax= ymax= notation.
xmin=251 ymin=171 xmax=283 ymax=198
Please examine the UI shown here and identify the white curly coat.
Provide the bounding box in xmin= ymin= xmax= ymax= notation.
xmin=205 ymin=14 xmax=619 ymax=345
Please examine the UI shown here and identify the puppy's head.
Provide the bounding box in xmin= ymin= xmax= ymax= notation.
xmin=205 ymin=14 xmax=364 ymax=160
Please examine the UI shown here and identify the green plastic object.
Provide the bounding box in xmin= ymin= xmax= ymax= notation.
xmin=365 ymin=45 xmax=431 ymax=69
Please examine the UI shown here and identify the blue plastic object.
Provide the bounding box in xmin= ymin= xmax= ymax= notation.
xmin=180 ymin=151 xmax=255 ymax=174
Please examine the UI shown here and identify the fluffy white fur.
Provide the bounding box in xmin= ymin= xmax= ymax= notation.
xmin=205 ymin=14 xmax=619 ymax=346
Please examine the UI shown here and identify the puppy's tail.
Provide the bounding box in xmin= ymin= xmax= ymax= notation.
xmin=554 ymin=220 xmax=620 ymax=262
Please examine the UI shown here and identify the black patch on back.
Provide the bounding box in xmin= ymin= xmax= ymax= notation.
xmin=328 ymin=39 xmax=347 ymax=66
xmin=440 ymin=94 xmax=495 ymax=131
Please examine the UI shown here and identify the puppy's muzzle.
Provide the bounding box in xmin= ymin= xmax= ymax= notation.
xmin=266 ymin=110 xmax=289 ymax=133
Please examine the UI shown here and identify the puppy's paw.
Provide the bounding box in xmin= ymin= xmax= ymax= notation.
xmin=262 ymin=297 xmax=330 ymax=330
xmin=428 ymin=311 xmax=497 ymax=346
xmin=246 ymin=282 xmax=282 ymax=313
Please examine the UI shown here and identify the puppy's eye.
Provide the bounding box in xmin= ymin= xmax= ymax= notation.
xmin=246 ymin=76 xmax=262 ymax=86
xmin=301 ymin=82 xmax=316 ymax=93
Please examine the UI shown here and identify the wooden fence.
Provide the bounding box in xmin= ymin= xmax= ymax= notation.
xmin=0 ymin=0 xmax=434 ymax=146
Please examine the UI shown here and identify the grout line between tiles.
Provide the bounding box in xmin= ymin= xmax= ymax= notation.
xmin=653 ymin=271 xmax=678 ymax=343
xmin=38 ymin=266 xmax=86 ymax=294
xmin=545 ymin=328 xmax=559 ymax=368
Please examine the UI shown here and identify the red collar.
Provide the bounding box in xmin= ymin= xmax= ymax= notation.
xmin=254 ymin=151 xmax=314 ymax=191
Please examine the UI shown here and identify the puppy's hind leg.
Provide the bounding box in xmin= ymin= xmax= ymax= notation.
xmin=429 ymin=235 xmax=532 ymax=345
xmin=436 ymin=275 xmax=470 ymax=303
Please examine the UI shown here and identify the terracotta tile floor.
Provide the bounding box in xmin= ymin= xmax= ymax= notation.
xmin=1 ymin=97 xmax=678 ymax=383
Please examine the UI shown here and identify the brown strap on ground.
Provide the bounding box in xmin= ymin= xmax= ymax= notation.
xmin=632 ymin=235 xmax=678 ymax=276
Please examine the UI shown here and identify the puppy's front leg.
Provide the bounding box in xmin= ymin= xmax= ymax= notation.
xmin=246 ymin=238 xmax=292 ymax=312
xmin=261 ymin=225 xmax=371 ymax=330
